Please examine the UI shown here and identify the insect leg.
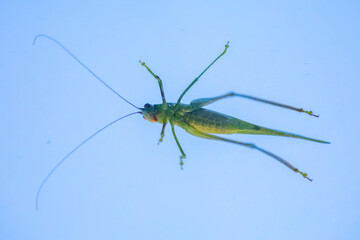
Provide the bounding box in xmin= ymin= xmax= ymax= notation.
xmin=174 ymin=42 xmax=230 ymax=111
xmin=183 ymin=123 xmax=312 ymax=181
xmin=139 ymin=61 xmax=167 ymax=106
xmin=158 ymin=122 xmax=167 ymax=145
xmin=189 ymin=92 xmax=319 ymax=117
xmin=170 ymin=122 xmax=186 ymax=168
xmin=230 ymin=92 xmax=319 ymax=117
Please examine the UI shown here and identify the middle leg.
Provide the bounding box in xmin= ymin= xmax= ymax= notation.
xmin=170 ymin=121 xmax=186 ymax=169
xmin=174 ymin=42 xmax=230 ymax=111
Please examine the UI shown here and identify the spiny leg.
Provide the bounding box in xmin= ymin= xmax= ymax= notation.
xmin=174 ymin=42 xmax=230 ymax=111
xmin=189 ymin=92 xmax=319 ymax=117
xmin=184 ymin=124 xmax=312 ymax=181
xmin=170 ymin=122 xmax=186 ymax=169
xmin=158 ymin=122 xmax=167 ymax=145
xmin=139 ymin=61 xmax=167 ymax=107
xmin=254 ymin=147 xmax=312 ymax=181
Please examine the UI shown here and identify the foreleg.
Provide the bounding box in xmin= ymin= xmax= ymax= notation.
xmin=158 ymin=122 xmax=167 ymax=144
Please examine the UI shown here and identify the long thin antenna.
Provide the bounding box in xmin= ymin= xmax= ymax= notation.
xmin=36 ymin=111 xmax=141 ymax=211
xmin=33 ymin=34 xmax=140 ymax=110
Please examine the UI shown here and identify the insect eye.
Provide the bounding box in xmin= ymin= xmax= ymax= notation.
xmin=144 ymin=103 xmax=150 ymax=109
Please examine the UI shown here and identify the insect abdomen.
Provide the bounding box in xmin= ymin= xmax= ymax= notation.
xmin=183 ymin=108 xmax=239 ymax=134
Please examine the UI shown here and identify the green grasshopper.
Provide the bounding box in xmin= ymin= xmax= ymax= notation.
xmin=34 ymin=35 xmax=329 ymax=210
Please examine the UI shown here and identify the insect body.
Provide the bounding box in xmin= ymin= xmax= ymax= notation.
xmin=144 ymin=102 xmax=328 ymax=139
xmin=34 ymin=35 xmax=329 ymax=210
xmin=142 ymin=100 xmax=328 ymax=175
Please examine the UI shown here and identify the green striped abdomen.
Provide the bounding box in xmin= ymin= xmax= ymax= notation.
xmin=181 ymin=108 xmax=241 ymax=134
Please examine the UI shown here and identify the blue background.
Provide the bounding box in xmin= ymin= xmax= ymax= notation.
xmin=1 ymin=1 xmax=359 ymax=239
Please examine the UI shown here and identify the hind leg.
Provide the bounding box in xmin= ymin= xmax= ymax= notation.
xmin=188 ymin=92 xmax=318 ymax=117
xmin=180 ymin=122 xmax=312 ymax=181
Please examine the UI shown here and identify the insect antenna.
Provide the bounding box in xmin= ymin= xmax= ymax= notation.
xmin=33 ymin=34 xmax=141 ymax=110
xmin=36 ymin=111 xmax=141 ymax=211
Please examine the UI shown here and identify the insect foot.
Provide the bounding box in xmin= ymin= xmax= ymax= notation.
xmin=180 ymin=155 xmax=186 ymax=170
xmin=295 ymin=168 xmax=313 ymax=181
xmin=298 ymin=108 xmax=319 ymax=118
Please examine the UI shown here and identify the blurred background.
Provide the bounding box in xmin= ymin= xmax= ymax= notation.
xmin=1 ymin=1 xmax=359 ymax=239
